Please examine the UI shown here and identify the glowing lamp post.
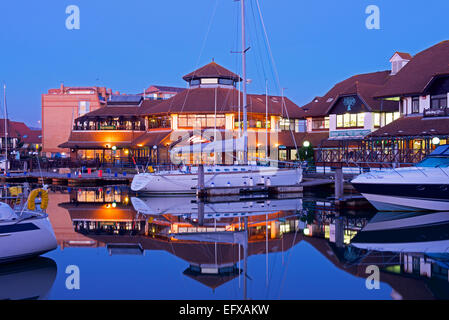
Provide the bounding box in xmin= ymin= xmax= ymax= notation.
xmin=432 ymin=137 xmax=441 ymax=145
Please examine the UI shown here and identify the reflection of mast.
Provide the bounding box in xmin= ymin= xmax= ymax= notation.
xmin=243 ymin=216 xmax=248 ymax=300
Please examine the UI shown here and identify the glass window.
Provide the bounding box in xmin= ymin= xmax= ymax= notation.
xmin=78 ymin=101 xmax=90 ymax=117
xmin=343 ymin=114 xmax=350 ymax=128
xmin=431 ymin=94 xmax=447 ymax=109
xmin=291 ymin=149 xmax=298 ymax=160
xmin=385 ymin=113 xmax=393 ymax=125
xmin=350 ymin=114 xmax=357 ymax=127
xmin=394 ymin=112 xmax=400 ymax=120
xmin=357 ymin=113 xmax=365 ymax=127
xmin=311 ymin=118 xmax=328 ymax=130
xmin=337 ymin=115 xmax=343 ymax=128
xmin=412 ymin=97 xmax=420 ymax=113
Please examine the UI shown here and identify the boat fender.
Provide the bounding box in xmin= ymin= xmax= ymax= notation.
xmin=27 ymin=188 xmax=49 ymax=211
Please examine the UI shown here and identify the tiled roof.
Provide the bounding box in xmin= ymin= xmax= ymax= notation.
xmin=131 ymin=130 xmax=172 ymax=147
xmin=59 ymin=131 xmax=145 ymax=149
xmin=376 ymin=40 xmax=449 ymax=98
xmin=0 ymin=120 xmax=41 ymax=142
xmin=368 ymin=116 xmax=449 ymax=138
xmin=392 ymin=52 xmax=413 ymax=60
xmin=76 ymin=106 xmax=142 ymax=120
xmin=298 ymin=70 xmax=393 ymax=118
xmin=183 ymin=62 xmax=241 ymax=82
xmin=144 ymin=87 xmax=301 ymax=116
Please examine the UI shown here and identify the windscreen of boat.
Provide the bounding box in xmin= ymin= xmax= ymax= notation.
xmin=418 ymin=156 xmax=449 ymax=168
xmin=429 ymin=145 xmax=449 ymax=156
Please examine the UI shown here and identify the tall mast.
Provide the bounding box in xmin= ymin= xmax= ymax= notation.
xmin=3 ymin=84 xmax=7 ymax=173
xmin=241 ymin=0 xmax=248 ymax=165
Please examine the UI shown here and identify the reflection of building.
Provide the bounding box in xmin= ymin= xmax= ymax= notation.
xmin=301 ymin=210 xmax=449 ymax=299
xmin=47 ymin=191 xmax=102 ymax=249
xmin=63 ymin=197 xmax=303 ymax=291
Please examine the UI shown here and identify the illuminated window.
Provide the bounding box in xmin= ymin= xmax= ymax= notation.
xmin=357 ymin=113 xmax=365 ymax=127
xmin=350 ymin=114 xmax=357 ymax=127
xmin=78 ymin=101 xmax=90 ymax=116
xmin=374 ymin=113 xmax=381 ymax=127
xmin=337 ymin=115 xmax=343 ymax=128
xmin=394 ymin=112 xmax=400 ymax=120
xmin=385 ymin=113 xmax=393 ymax=125
xmin=344 ymin=114 xmax=350 ymax=128
xmin=201 ymin=78 xmax=218 ymax=84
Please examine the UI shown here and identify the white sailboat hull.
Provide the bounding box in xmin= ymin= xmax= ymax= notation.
xmin=0 ymin=217 xmax=58 ymax=263
xmin=131 ymin=166 xmax=302 ymax=194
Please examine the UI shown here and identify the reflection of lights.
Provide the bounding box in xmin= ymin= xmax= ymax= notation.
xmin=105 ymin=204 xmax=111 ymax=209
xmin=124 ymin=197 xmax=129 ymax=204
xmin=432 ymin=137 xmax=441 ymax=145
xmin=124 ymin=149 xmax=129 ymax=155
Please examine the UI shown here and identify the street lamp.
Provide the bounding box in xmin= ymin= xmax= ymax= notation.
xmin=432 ymin=137 xmax=441 ymax=145
xmin=303 ymin=141 xmax=310 ymax=148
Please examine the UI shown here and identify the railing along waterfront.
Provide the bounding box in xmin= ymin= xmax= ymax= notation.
xmin=316 ymin=148 xmax=430 ymax=168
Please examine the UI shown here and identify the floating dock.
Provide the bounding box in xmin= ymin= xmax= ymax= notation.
xmin=0 ymin=171 xmax=132 ymax=187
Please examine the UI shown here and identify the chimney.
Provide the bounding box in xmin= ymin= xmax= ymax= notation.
xmin=60 ymin=83 xmax=64 ymax=93
xmin=390 ymin=52 xmax=412 ymax=75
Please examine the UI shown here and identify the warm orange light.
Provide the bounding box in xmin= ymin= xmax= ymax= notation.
xmin=137 ymin=144 xmax=143 ymax=147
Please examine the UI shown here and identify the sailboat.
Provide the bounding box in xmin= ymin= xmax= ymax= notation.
xmin=0 ymin=186 xmax=57 ymax=263
xmin=131 ymin=0 xmax=302 ymax=194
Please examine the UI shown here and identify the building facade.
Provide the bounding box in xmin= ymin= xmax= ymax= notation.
xmin=60 ymin=62 xmax=310 ymax=165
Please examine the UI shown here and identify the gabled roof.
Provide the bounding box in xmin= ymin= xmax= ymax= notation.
xmin=391 ymin=52 xmax=413 ymax=61
xmin=376 ymin=40 xmax=449 ymax=98
xmin=141 ymin=87 xmax=301 ymax=116
xmin=368 ymin=115 xmax=449 ymax=138
xmin=183 ymin=62 xmax=241 ymax=82
xmin=298 ymin=70 xmax=393 ymax=118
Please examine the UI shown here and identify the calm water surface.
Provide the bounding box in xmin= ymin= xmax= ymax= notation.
xmin=2 ymin=185 xmax=448 ymax=300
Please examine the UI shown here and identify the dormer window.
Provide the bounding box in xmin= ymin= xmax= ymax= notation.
xmin=390 ymin=52 xmax=412 ymax=75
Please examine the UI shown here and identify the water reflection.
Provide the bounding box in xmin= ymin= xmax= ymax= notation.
xmin=2 ymin=185 xmax=447 ymax=299
xmin=0 ymin=257 xmax=57 ymax=300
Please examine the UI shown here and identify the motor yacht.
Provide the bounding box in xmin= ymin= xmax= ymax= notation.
xmin=351 ymin=144 xmax=449 ymax=211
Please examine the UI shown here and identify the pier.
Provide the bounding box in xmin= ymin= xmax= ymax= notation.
xmin=0 ymin=170 xmax=132 ymax=187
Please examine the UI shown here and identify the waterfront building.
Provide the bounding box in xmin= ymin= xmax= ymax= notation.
xmin=367 ymin=40 xmax=449 ymax=163
xmin=0 ymin=119 xmax=42 ymax=155
xmin=60 ymin=62 xmax=308 ymax=165
xmin=42 ymin=84 xmax=112 ymax=157
xmin=300 ymin=40 xmax=449 ymax=167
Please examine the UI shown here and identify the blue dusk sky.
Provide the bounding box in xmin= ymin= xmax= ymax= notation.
xmin=0 ymin=0 xmax=448 ymax=127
